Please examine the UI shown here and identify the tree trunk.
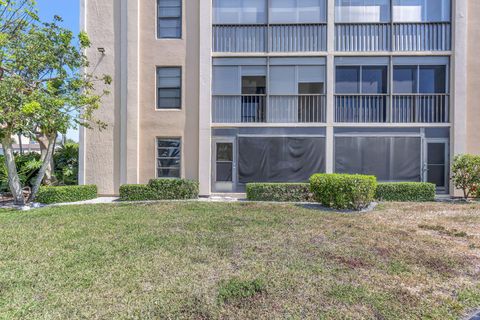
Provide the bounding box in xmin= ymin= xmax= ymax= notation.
xmin=37 ymin=133 xmax=55 ymax=185
xmin=29 ymin=134 xmax=56 ymax=203
xmin=1 ymin=136 xmax=25 ymax=205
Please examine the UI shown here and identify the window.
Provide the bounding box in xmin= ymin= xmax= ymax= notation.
xmin=157 ymin=0 xmax=182 ymax=38
xmin=336 ymin=66 xmax=360 ymax=93
xmin=419 ymin=66 xmax=446 ymax=93
xmin=393 ymin=66 xmax=417 ymax=93
xmin=393 ymin=65 xmax=446 ymax=93
xmin=157 ymin=67 xmax=181 ymax=109
xmin=336 ymin=66 xmax=387 ymax=93
xmin=213 ymin=0 xmax=267 ymax=24
xmin=335 ymin=0 xmax=390 ymax=23
xmin=269 ymin=0 xmax=326 ymax=24
xmin=393 ymin=0 xmax=450 ymax=22
xmin=362 ymin=66 xmax=388 ymax=94
xmin=157 ymin=138 xmax=181 ymax=178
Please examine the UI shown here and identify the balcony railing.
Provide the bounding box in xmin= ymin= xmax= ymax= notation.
xmin=393 ymin=22 xmax=451 ymax=51
xmin=335 ymin=22 xmax=451 ymax=52
xmin=213 ymin=24 xmax=327 ymax=53
xmin=335 ymin=23 xmax=391 ymax=52
xmin=335 ymin=94 xmax=449 ymax=123
xmin=392 ymin=94 xmax=449 ymax=123
xmin=212 ymin=94 xmax=326 ymax=124
xmin=213 ymin=25 xmax=267 ymax=52
xmin=335 ymin=94 xmax=389 ymax=123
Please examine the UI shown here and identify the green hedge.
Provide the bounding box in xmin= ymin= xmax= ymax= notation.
xmin=119 ymin=184 xmax=158 ymax=201
xmin=310 ymin=174 xmax=377 ymax=210
xmin=36 ymin=185 xmax=97 ymax=204
xmin=246 ymin=183 xmax=313 ymax=202
xmin=119 ymin=178 xmax=199 ymax=201
xmin=375 ymin=182 xmax=436 ymax=202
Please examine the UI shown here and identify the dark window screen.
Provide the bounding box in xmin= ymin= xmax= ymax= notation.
xmin=238 ymin=137 xmax=326 ymax=183
xmin=335 ymin=136 xmax=421 ymax=182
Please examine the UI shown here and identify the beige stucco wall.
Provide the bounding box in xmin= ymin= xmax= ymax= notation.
xmin=467 ymin=0 xmax=480 ymax=154
xmin=82 ymin=0 xmax=121 ymax=195
xmin=82 ymin=0 xmax=200 ymax=195
xmin=137 ymin=0 xmax=199 ymax=184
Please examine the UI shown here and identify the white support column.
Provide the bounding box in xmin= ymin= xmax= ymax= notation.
xmin=198 ymin=0 xmax=213 ymax=196
xmin=120 ymin=0 xmax=140 ymax=185
xmin=78 ymin=0 xmax=87 ymax=185
xmin=325 ymin=0 xmax=336 ymax=173
xmin=451 ymin=0 xmax=468 ymax=196
xmin=452 ymin=0 xmax=468 ymax=157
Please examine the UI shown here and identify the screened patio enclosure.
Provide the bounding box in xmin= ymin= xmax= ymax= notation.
xmin=211 ymin=127 xmax=450 ymax=193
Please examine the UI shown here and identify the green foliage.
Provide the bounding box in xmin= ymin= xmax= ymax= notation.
xmin=36 ymin=185 xmax=97 ymax=204
xmin=246 ymin=183 xmax=313 ymax=202
xmin=376 ymin=182 xmax=436 ymax=202
xmin=217 ymin=278 xmax=266 ymax=304
xmin=119 ymin=179 xmax=199 ymax=201
xmin=310 ymin=174 xmax=377 ymax=210
xmin=0 ymin=152 xmax=41 ymax=192
xmin=451 ymin=154 xmax=480 ymax=199
xmin=119 ymin=184 xmax=158 ymax=202
xmin=54 ymin=143 xmax=79 ymax=185
xmin=0 ymin=2 xmax=110 ymax=203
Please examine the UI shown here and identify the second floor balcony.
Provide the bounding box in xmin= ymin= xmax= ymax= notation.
xmin=213 ymin=94 xmax=327 ymax=124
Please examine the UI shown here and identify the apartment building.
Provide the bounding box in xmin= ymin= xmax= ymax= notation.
xmin=80 ymin=0 xmax=480 ymax=196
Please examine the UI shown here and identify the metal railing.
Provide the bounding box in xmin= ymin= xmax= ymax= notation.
xmin=213 ymin=25 xmax=267 ymax=52
xmin=212 ymin=94 xmax=326 ymax=123
xmin=212 ymin=95 xmax=266 ymax=123
xmin=335 ymin=22 xmax=451 ymax=52
xmin=335 ymin=94 xmax=389 ymax=123
xmin=393 ymin=22 xmax=451 ymax=51
xmin=392 ymin=94 xmax=449 ymax=123
xmin=335 ymin=23 xmax=391 ymax=51
xmin=213 ymin=24 xmax=327 ymax=52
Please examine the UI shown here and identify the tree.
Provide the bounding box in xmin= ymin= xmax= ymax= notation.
xmin=451 ymin=154 xmax=480 ymax=199
xmin=0 ymin=3 xmax=110 ymax=205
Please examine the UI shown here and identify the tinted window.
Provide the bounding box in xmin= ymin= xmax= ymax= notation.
xmin=419 ymin=66 xmax=446 ymax=93
xmin=362 ymin=66 xmax=388 ymax=94
xmin=335 ymin=0 xmax=390 ymax=23
xmin=157 ymin=67 xmax=182 ymax=109
xmin=393 ymin=0 xmax=450 ymax=22
xmin=158 ymin=0 xmax=182 ymax=38
xmin=393 ymin=66 xmax=417 ymax=94
xmin=336 ymin=66 xmax=360 ymax=94
xmin=157 ymin=138 xmax=181 ymax=178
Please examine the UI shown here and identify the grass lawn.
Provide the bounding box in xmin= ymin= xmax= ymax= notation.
xmin=1 ymin=202 xmax=480 ymax=319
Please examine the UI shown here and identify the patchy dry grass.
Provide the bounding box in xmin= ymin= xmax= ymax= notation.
xmin=0 ymin=201 xmax=479 ymax=319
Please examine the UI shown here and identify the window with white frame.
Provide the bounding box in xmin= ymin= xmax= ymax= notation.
xmin=157 ymin=0 xmax=182 ymax=38
xmin=157 ymin=138 xmax=181 ymax=178
xmin=157 ymin=67 xmax=181 ymax=109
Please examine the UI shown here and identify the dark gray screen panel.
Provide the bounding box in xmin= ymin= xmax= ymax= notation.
xmin=238 ymin=137 xmax=325 ymax=183
xmin=335 ymin=136 xmax=421 ymax=182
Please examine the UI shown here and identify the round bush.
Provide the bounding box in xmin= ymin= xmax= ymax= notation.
xmin=310 ymin=174 xmax=377 ymax=210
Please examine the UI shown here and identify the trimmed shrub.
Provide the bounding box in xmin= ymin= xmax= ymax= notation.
xmin=36 ymin=185 xmax=97 ymax=204
xmin=246 ymin=183 xmax=313 ymax=202
xmin=119 ymin=184 xmax=158 ymax=201
xmin=310 ymin=174 xmax=377 ymax=210
xmin=376 ymin=182 xmax=436 ymax=202
xmin=119 ymin=178 xmax=199 ymax=201
xmin=148 ymin=178 xmax=199 ymax=200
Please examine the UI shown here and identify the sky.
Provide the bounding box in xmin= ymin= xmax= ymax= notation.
xmin=37 ymin=0 xmax=80 ymax=141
